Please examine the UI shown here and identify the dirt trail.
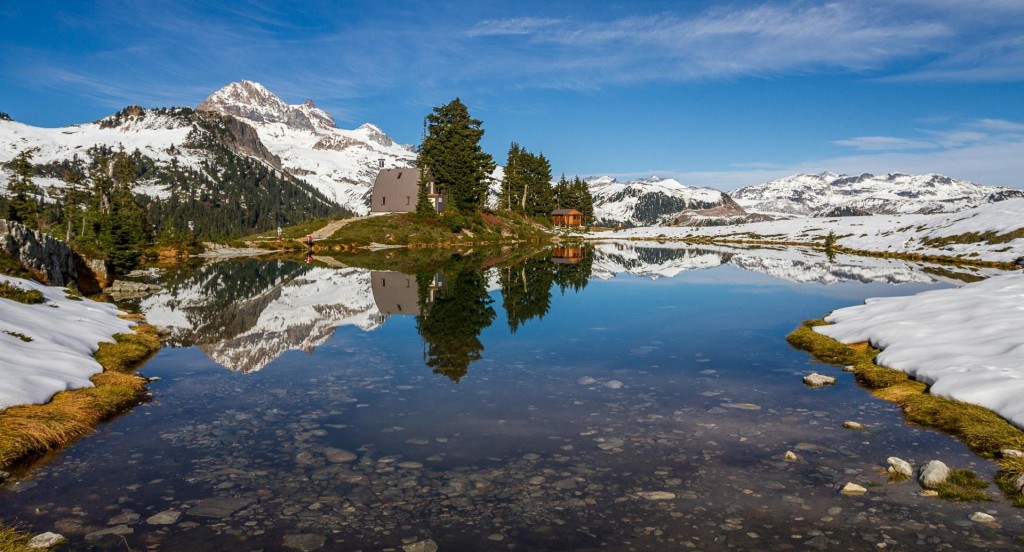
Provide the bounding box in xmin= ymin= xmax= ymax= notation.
xmin=300 ymin=217 xmax=361 ymax=241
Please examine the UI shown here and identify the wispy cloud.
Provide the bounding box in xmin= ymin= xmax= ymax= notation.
xmin=466 ymin=17 xmax=561 ymax=37
xmin=832 ymin=136 xmax=936 ymax=151
xmin=662 ymin=118 xmax=1024 ymax=190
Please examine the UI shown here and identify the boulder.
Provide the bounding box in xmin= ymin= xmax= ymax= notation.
xmin=918 ymin=460 xmax=950 ymax=489
xmin=0 ymin=220 xmax=77 ymax=286
xmin=840 ymin=482 xmax=867 ymax=494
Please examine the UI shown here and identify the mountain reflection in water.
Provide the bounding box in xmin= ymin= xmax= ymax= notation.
xmin=134 ymin=243 xmax=997 ymax=376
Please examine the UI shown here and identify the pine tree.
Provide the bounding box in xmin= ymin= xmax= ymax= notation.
xmin=5 ymin=149 xmax=41 ymax=227
xmin=418 ymin=98 xmax=494 ymax=214
xmin=501 ymin=143 xmax=552 ymax=216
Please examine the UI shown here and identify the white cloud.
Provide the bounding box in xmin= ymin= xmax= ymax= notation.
xmin=653 ymin=119 xmax=1024 ymax=191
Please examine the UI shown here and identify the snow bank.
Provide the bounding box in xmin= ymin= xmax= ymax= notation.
xmin=815 ymin=272 xmax=1024 ymax=428
xmin=0 ymin=275 xmax=134 ymax=411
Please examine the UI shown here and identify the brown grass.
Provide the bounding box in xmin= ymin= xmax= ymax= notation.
xmin=0 ymin=323 xmax=161 ymax=470
xmin=788 ymin=318 xmax=1024 ymax=505
xmin=0 ymin=523 xmax=32 ymax=552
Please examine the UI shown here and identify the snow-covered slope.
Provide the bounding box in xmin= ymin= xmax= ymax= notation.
xmin=732 ymin=172 xmax=1024 ymax=216
xmin=598 ymin=198 xmax=1024 ymax=264
xmin=0 ymin=274 xmax=135 ymax=411
xmin=588 ymin=176 xmax=742 ymax=227
xmin=197 ymin=81 xmax=417 ymax=213
xmin=591 ymin=242 xmax=729 ymax=279
xmin=0 ymin=108 xmax=197 ymax=199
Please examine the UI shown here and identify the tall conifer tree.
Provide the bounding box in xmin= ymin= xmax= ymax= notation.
xmin=417 ymin=98 xmax=494 ymax=214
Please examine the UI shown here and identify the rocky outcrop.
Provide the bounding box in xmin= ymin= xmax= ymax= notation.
xmin=0 ymin=220 xmax=77 ymax=286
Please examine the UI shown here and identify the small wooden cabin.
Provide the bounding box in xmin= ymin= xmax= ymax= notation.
xmin=551 ymin=208 xmax=584 ymax=227
xmin=370 ymin=169 xmax=445 ymax=214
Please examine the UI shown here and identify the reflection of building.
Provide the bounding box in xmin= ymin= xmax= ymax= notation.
xmin=551 ymin=246 xmax=584 ymax=265
xmin=370 ymin=169 xmax=445 ymax=213
xmin=552 ymin=208 xmax=583 ymax=227
xmin=371 ymin=272 xmax=420 ymax=316
xmin=370 ymin=271 xmax=446 ymax=322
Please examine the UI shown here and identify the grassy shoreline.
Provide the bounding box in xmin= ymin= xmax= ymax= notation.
xmin=0 ymin=319 xmax=162 ymax=471
xmin=787 ymin=318 xmax=1024 ymax=506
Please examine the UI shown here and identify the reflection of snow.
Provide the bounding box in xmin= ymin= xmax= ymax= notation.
xmin=818 ymin=273 xmax=1024 ymax=428
xmin=0 ymin=275 xmax=134 ymax=410
xmin=600 ymin=198 xmax=1024 ymax=264
xmin=142 ymin=266 xmax=380 ymax=373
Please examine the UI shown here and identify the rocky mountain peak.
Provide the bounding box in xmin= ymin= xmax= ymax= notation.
xmin=198 ymin=80 xmax=320 ymax=131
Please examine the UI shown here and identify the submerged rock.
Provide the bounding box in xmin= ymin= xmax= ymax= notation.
xmin=918 ymin=460 xmax=950 ymax=489
xmin=27 ymin=532 xmax=65 ymax=549
xmin=803 ymin=373 xmax=835 ymax=387
xmin=840 ymin=482 xmax=867 ymax=494
xmin=887 ymin=457 xmax=913 ymax=479
xmin=283 ymin=533 xmax=326 ymax=551
xmin=842 ymin=421 xmax=864 ymax=430
xmin=969 ymin=512 xmax=995 ymax=523
xmin=403 ymin=539 xmax=439 ymax=552
xmin=637 ymin=491 xmax=676 ymax=500
xmin=783 ymin=451 xmax=799 ymax=462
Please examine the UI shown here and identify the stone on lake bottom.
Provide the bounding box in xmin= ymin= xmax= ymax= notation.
xmin=27 ymin=532 xmax=64 ymax=549
xmin=187 ymin=496 xmax=256 ymax=518
xmin=842 ymin=421 xmax=864 ymax=430
xmin=577 ymin=376 xmax=597 ymax=385
xmin=85 ymin=525 xmax=133 ymax=541
xmin=638 ymin=491 xmax=676 ymax=500
xmin=403 ymin=539 xmax=439 ymax=552
xmin=283 ymin=533 xmax=327 ymax=551
xmin=803 ymin=373 xmax=835 ymax=387
xmin=918 ymin=460 xmax=950 ymax=489
xmin=146 ymin=510 xmax=181 ymax=525
xmin=784 ymin=451 xmax=799 ymax=462
xmin=323 ymin=448 xmax=357 ymax=463
xmin=840 ymin=482 xmax=867 ymax=494
xmin=921 ymin=490 xmax=939 ymax=497
xmin=969 ymin=512 xmax=995 ymax=523
xmin=604 ymin=380 xmax=624 ymax=389
xmin=887 ymin=457 xmax=913 ymax=479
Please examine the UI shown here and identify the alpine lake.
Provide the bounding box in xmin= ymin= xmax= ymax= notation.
xmin=2 ymin=242 xmax=1022 ymax=551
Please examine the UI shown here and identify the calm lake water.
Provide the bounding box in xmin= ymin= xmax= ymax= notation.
xmin=2 ymin=243 xmax=1022 ymax=551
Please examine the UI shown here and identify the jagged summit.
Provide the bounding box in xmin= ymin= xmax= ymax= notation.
xmin=197 ymin=80 xmax=337 ymax=131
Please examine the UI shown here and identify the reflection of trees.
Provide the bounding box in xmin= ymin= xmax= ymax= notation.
xmin=499 ymin=258 xmax=554 ymax=334
xmin=413 ymin=247 xmax=593 ymax=383
xmin=415 ymin=260 xmax=495 ymax=383
xmin=500 ymin=246 xmax=594 ymax=333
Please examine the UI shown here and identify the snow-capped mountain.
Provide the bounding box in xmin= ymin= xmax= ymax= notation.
xmin=587 ymin=176 xmax=748 ymax=227
xmin=196 ymin=81 xmax=417 ymax=212
xmin=731 ymin=172 xmax=1024 ymax=216
xmin=591 ymin=242 xmax=730 ymax=279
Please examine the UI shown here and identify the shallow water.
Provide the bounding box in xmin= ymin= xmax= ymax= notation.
xmin=2 ymin=243 xmax=1021 ymax=551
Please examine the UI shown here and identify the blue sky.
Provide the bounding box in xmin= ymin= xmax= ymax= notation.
xmin=2 ymin=0 xmax=1023 ymax=190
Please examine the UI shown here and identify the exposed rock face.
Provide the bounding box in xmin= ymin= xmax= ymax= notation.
xmin=0 ymin=220 xmax=77 ymax=286
xmin=197 ymin=80 xmax=325 ymax=132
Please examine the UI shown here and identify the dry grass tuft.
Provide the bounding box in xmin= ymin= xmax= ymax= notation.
xmin=0 ymin=523 xmax=32 ymax=552
xmin=788 ymin=318 xmax=1024 ymax=506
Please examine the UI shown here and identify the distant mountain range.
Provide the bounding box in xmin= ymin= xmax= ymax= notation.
xmin=3 ymin=80 xmax=1021 ymax=231
xmin=586 ymin=172 xmax=1023 ymax=228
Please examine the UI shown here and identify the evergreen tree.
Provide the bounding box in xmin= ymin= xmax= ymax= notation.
xmin=5 ymin=149 xmax=41 ymax=227
xmin=418 ymin=98 xmax=494 ymax=214
xmin=501 ymin=143 xmax=553 ymax=217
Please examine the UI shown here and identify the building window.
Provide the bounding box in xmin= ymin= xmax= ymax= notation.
xmin=406 ymin=196 xmax=411 ymax=205
xmin=382 ymin=197 xmax=386 ymax=206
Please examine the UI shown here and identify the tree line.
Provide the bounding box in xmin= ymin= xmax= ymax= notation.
xmin=415 ymin=98 xmax=594 ymax=225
